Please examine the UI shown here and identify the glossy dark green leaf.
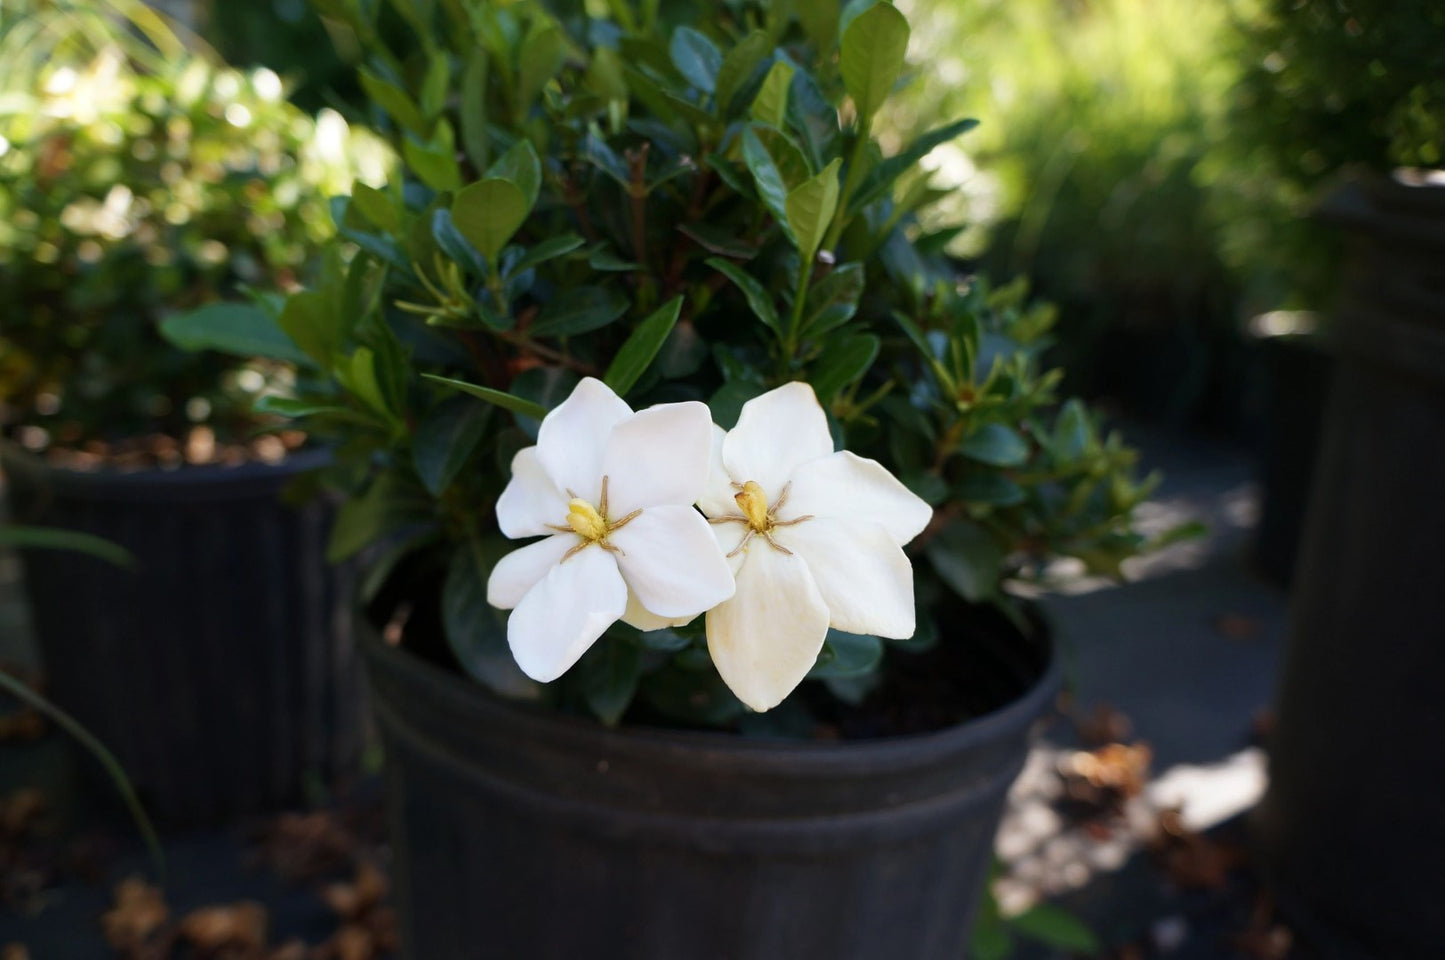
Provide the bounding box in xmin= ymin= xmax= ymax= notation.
xmin=451 ymin=178 xmax=528 ymax=261
xmin=806 ymin=630 xmax=884 ymax=678
xmin=604 ymin=296 xmax=683 ymax=396
xmin=797 ymin=0 xmax=842 ymax=52
xmin=801 ymin=262 xmax=864 ymax=337
xmin=432 ymin=208 xmax=489 ymax=276
xmin=359 ymin=67 xmax=428 ymax=135
xmin=706 ymin=257 xmax=780 ymax=334
xmin=403 ymin=120 xmax=462 ymax=191
xmin=839 ymin=1 xmax=910 ymax=122
xmin=714 ymin=30 xmax=771 ymax=115
xmin=578 ymin=636 xmax=643 ymax=725
xmin=709 ymin=379 xmax=766 ymax=429
xmin=444 ymin=541 xmax=542 ymax=700
xmin=421 ymin=374 xmax=548 ymax=419
xmin=517 ymin=23 xmax=566 ymax=114
xmin=531 ymin=286 xmax=630 ymax=337
xmin=278 ymin=290 xmax=341 ymax=366
xmin=485 ymin=138 xmax=542 ymax=209
xmin=749 ymin=59 xmax=794 ymax=127
xmin=0 ymin=526 xmax=135 ymax=569
xmin=460 ymin=48 xmax=490 ymax=170
xmin=958 ymin=422 xmax=1030 ymax=467
xmin=743 ymin=124 xmax=811 ymax=226
xmin=509 ymin=233 xmax=586 ymax=274
xmin=159 ymin=302 xmax=310 ymax=365
xmin=850 ymin=118 xmax=979 ymax=211
xmin=1011 ymin=904 xmax=1101 ymax=954
xmin=926 ymin=519 xmax=1003 ymax=603
xmin=509 ymin=366 xmax=579 ymax=438
xmin=955 ymin=473 xmax=1027 ymax=506
xmin=785 ymin=157 xmax=842 ymax=263
xmin=669 ymin=27 xmax=723 ymax=94
xmin=786 ymin=67 xmax=839 ymax=169
xmin=810 ymin=333 xmax=879 ymax=402
xmin=413 ymin=395 xmax=492 ymax=495
xmin=677 ymin=222 xmax=757 ymax=258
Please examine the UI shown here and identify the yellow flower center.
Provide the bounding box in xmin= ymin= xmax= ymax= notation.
xmin=547 ymin=476 xmax=642 ymax=561
xmin=735 ymin=480 xmax=772 ymax=532
xmin=710 ymin=480 xmax=813 ymax=557
xmin=567 ymin=498 xmax=609 ymax=541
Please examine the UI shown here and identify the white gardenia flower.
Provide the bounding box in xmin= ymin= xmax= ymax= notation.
xmin=486 ymin=377 xmax=735 ymax=682
xmin=699 ymin=382 xmax=933 ymax=712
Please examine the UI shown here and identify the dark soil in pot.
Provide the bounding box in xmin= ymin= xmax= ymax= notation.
xmin=361 ymin=578 xmax=1058 ymax=960
xmin=2 ymin=447 xmax=364 ymax=827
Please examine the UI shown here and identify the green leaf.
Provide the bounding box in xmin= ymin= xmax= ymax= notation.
xmin=955 ymin=474 xmax=1026 ymax=506
xmin=604 ymin=296 xmax=683 ymax=396
xmin=327 ymin=472 xmax=424 ymax=563
xmin=278 ymin=290 xmax=341 ymax=367
xmin=452 ymin=178 xmax=529 ymax=262
xmin=810 ymin=333 xmax=879 ymax=402
xmin=359 ymin=67 xmax=428 ymax=135
xmin=460 ymin=48 xmax=491 ymax=170
xmin=797 ymin=0 xmax=842 ymax=52
xmin=335 ymin=347 xmax=392 ymax=419
xmin=403 ymin=119 xmax=462 ymax=191
xmin=743 ymin=125 xmax=811 ymax=227
xmin=421 ymin=50 xmax=450 ymax=117
xmin=807 ymin=630 xmax=883 ymax=678
xmin=0 ymin=667 xmax=163 ymax=879
xmin=706 ymin=257 xmax=780 ymax=334
xmin=709 ymin=379 xmax=766 ymax=428
xmin=432 ymin=208 xmax=488 ymax=276
xmin=749 ymin=59 xmax=794 ymax=128
xmin=421 ymin=374 xmax=548 ymax=420
xmin=531 ymin=286 xmax=629 ymax=337
xmin=801 ymin=262 xmax=865 ymax=337
xmin=787 ymin=67 xmax=840 ymax=169
xmin=485 ymin=138 xmax=542 ymax=210
xmin=785 ymin=156 xmax=842 ymax=264
xmin=714 ymin=30 xmax=771 ymax=115
xmin=1051 ymin=399 xmax=1095 ymax=463
xmin=348 ymin=182 xmax=401 ymax=233
xmin=851 ymin=117 xmax=979 ymax=212
xmin=444 ymin=541 xmax=542 ymax=699
xmin=159 ymin=302 xmax=310 ymax=365
xmin=669 ymin=26 xmax=722 ymax=94
xmin=578 ymin=636 xmax=642 ymax=725
xmin=517 ymin=22 xmax=567 ymax=114
xmin=509 ymin=366 xmax=579 ymax=438
xmin=510 ymin=234 xmax=586 ymax=274
xmin=677 ymin=223 xmax=757 ymax=258
xmin=0 ymin=526 xmax=135 ymax=569
xmin=839 ymin=1 xmax=910 ymax=122
xmin=413 ymin=396 xmax=492 ymax=496
xmin=959 ymin=423 xmax=1030 ymax=467
xmin=1011 ymin=904 xmax=1101 ymax=954
xmin=926 ymin=519 xmax=1003 ymax=603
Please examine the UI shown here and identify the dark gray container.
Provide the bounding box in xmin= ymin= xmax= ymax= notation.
xmin=1255 ymin=174 xmax=1445 ymax=958
xmin=3 ymin=448 xmax=362 ymax=826
xmin=362 ymin=616 xmax=1058 ymax=960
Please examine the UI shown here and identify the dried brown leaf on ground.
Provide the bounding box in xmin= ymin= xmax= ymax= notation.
xmin=0 ymin=789 xmax=45 ymax=837
xmin=101 ymin=877 xmax=169 ymax=953
xmin=316 ymin=862 xmax=397 ymax=960
xmin=1060 ymin=742 xmax=1153 ymax=819
xmin=2 ymin=943 xmax=31 ymax=960
xmin=1149 ymin=808 xmax=1245 ymax=891
xmin=252 ymin=812 xmax=359 ymax=882
xmin=179 ymin=901 xmax=269 ymax=953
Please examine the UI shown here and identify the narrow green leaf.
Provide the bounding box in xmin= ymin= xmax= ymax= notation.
xmin=359 ymin=67 xmax=428 ymax=135
xmin=801 ymin=262 xmax=865 ymax=337
xmin=421 ymin=374 xmax=549 ymax=420
xmin=451 ymin=178 xmax=528 ymax=261
xmin=851 ymin=117 xmax=979 ymax=212
xmin=786 ymin=67 xmax=840 ymax=169
xmin=336 ymin=347 xmax=392 ymax=419
xmin=706 ymin=257 xmax=780 ymax=334
xmin=485 ymin=138 xmax=542 ymax=210
xmin=604 ymin=296 xmax=683 ymax=396
xmin=785 ymin=156 xmax=842 ymax=264
xmin=278 ymin=290 xmax=341 ymax=367
xmin=0 ymin=668 xmax=163 ymax=879
xmin=509 ymin=233 xmax=586 ymax=275
xmin=714 ymin=30 xmax=771 ymax=115
xmin=669 ymin=26 xmax=722 ymax=94
xmin=677 ymin=223 xmax=756 ymax=259
xmin=159 ymin=302 xmax=310 ymax=365
xmin=413 ymin=396 xmax=492 ymax=495
xmin=797 ymin=0 xmax=842 ymax=52
xmin=749 ymin=59 xmax=794 ymax=127
xmin=530 ymin=286 xmax=629 ymax=337
xmin=807 ymin=630 xmax=883 ymax=678
xmin=1051 ymin=399 xmax=1095 ymax=463
xmin=810 ymin=333 xmax=879 ymax=402
xmin=517 ymin=23 xmax=567 ymax=115
xmin=839 ymin=1 xmax=910 ymax=122
xmin=444 ymin=541 xmax=542 ymax=699
xmin=926 ymin=519 xmax=1003 ymax=603
xmin=432 ymin=208 xmax=488 ymax=276
xmin=0 ymin=526 xmax=135 ymax=569
xmin=421 ymin=50 xmax=450 ymax=117
xmin=1011 ymin=904 xmax=1101 ymax=954
xmin=578 ymin=636 xmax=642 ymax=725
xmin=742 ymin=125 xmax=811 ymax=227
xmin=460 ymin=48 xmax=490 ymax=170
xmin=348 ymin=183 xmax=401 ymax=233
xmin=403 ymin=120 xmax=462 ymax=191
xmin=959 ymin=423 xmax=1030 ymax=467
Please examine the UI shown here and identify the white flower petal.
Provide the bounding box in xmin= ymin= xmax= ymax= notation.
xmin=535 ymin=377 xmax=633 ymax=503
xmin=773 ymin=517 xmax=916 ymax=639
xmin=601 ymin=401 xmax=714 ymax=516
xmin=621 ymin=590 xmax=696 ymax=631
xmin=495 ymin=447 xmax=569 ymax=538
xmin=697 ymin=423 xmax=740 ymax=519
xmin=705 ymin=541 xmax=829 ymax=712
xmin=609 ymin=505 xmax=735 ymax=618
xmin=721 ymin=381 xmax=833 ymax=500
xmin=781 ymin=451 xmax=933 ymax=544
xmin=708 ymin=517 xmax=750 ymax=576
xmin=506 ymin=544 xmax=626 ymax=682
xmin=486 ymin=533 xmax=578 ymax=609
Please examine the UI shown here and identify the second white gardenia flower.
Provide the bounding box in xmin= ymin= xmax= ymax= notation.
xmin=699 ymin=382 xmax=933 ymax=712
xmin=487 ymin=377 xmax=735 ymax=682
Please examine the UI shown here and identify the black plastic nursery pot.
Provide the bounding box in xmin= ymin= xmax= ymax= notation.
xmin=1255 ymin=174 xmax=1445 ymax=959
xmin=362 ymin=612 xmax=1059 ymax=960
xmin=3 ymin=448 xmax=363 ymax=826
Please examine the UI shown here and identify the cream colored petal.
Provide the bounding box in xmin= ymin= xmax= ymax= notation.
xmin=486 ymin=533 xmax=578 ymax=609
xmin=495 ymin=446 xmax=569 ymax=539
xmin=609 ymin=505 xmax=735 ymax=618
xmin=621 ymin=590 xmax=696 ymax=631
xmin=600 ymin=401 xmax=714 ymax=516
xmin=697 ymin=423 xmax=741 ymax=519
xmin=773 ymin=517 xmax=916 ymax=639
xmin=506 ymin=544 xmax=626 ymax=682
xmin=534 ymin=376 xmax=632 ymax=503
xmin=705 ymin=540 xmax=829 ymax=712
xmin=781 ymin=451 xmax=933 ymax=544
xmin=721 ymin=381 xmax=833 ymax=500
xmin=708 ymin=514 xmax=751 ymax=576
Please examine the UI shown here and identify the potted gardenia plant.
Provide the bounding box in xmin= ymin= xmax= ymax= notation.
xmin=180 ymin=0 xmax=1166 ymax=954
xmin=0 ymin=8 xmax=391 ymax=824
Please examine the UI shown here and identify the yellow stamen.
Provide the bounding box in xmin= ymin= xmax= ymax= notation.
xmin=736 ymin=480 xmax=771 ymax=532
xmin=567 ymin=498 xmax=608 ymax=541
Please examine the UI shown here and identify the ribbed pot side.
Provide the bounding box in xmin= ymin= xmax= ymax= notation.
xmin=362 ymin=617 xmax=1058 ymax=960
xmin=3 ymin=449 xmax=363 ymax=826
xmin=1255 ymin=175 xmax=1445 ymax=958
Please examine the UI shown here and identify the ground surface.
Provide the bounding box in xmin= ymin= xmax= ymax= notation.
xmin=0 ymin=425 xmax=1294 ymax=959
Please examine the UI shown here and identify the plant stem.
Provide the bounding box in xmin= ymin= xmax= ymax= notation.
xmin=823 ymin=115 xmax=872 ymax=252
xmin=496 ymin=330 xmax=601 ymax=377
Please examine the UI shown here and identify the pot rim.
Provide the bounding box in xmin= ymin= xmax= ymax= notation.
xmin=1 ymin=444 xmax=332 ymax=502
xmin=361 ymin=605 xmax=1061 ymax=769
